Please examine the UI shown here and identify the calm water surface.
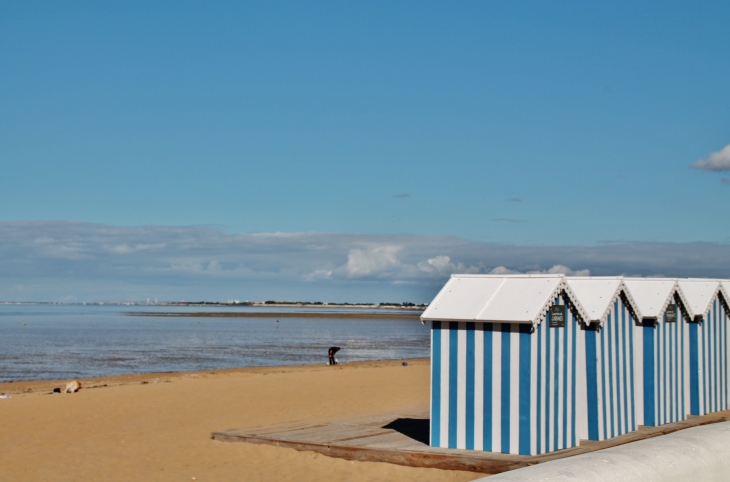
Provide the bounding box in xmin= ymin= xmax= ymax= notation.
xmin=0 ymin=304 xmax=429 ymax=382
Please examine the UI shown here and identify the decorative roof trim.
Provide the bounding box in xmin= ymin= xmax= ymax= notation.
xmin=532 ymin=278 xmax=566 ymax=327
xmin=697 ymin=283 xmax=724 ymax=318
xmin=704 ymin=282 xmax=730 ymax=318
xmin=588 ymin=280 xmax=642 ymax=327
xmin=618 ymin=281 xmax=643 ymax=324
xmin=720 ymin=284 xmax=730 ymax=315
xmin=533 ymin=279 xmax=590 ymax=328
xmin=672 ymin=283 xmax=692 ymax=319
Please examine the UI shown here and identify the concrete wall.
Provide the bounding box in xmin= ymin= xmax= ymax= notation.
xmin=474 ymin=421 xmax=730 ymax=482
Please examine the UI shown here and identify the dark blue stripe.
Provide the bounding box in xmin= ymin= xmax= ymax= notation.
xmin=600 ymin=316 xmax=608 ymax=437
xmin=714 ymin=302 xmax=719 ymax=412
xmin=662 ymin=312 xmax=667 ymax=423
xmin=620 ymin=301 xmax=629 ymax=435
xmin=501 ymin=324 xmax=511 ymax=453
xmin=643 ymin=321 xmax=655 ymax=426
xmin=585 ymin=323 xmax=599 ymax=440
xmin=674 ymin=309 xmax=679 ymax=421
xmin=700 ymin=321 xmax=707 ymax=415
xmin=674 ymin=310 xmax=687 ymax=420
xmin=519 ymin=324 xmax=531 ymax=455
xmin=562 ymin=300 xmax=569 ymax=449
xmin=448 ymin=322 xmax=458 ymax=448
xmin=553 ymin=299 xmax=560 ymax=451
xmin=708 ymin=306 xmax=712 ymax=412
xmin=431 ymin=321 xmax=441 ymax=446
xmin=671 ymin=309 xmax=677 ymax=421
xmin=483 ymin=324 xmax=493 ymax=451
xmin=482 ymin=323 xmax=494 ymax=452
xmin=628 ymin=297 xmax=636 ymax=431
xmin=667 ymin=311 xmax=672 ymax=422
xmin=465 ymin=323 xmax=475 ymax=450
xmin=536 ymin=319 xmax=542 ymax=453
xmin=690 ymin=317 xmax=699 ymax=415
xmin=719 ymin=306 xmax=728 ymax=410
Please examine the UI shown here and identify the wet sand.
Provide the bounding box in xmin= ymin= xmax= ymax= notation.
xmin=0 ymin=359 xmax=480 ymax=481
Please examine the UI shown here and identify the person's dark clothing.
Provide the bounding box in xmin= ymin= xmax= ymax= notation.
xmin=328 ymin=346 xmax=341 ymax=365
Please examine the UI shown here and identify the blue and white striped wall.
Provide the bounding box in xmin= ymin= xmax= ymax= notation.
xmin=689 ymin=296 xmax=730 ymax=416
xmin=430 ymin=293 xmax=580 ymax=455
xmin=633 ymin=294 xmax=688 ymax=427
xmin=580 ymin=294 xmax=637 ymax=441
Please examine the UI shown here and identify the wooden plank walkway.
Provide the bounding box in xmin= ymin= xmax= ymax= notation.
xmin=212 ymin=407 xmax=730 ymax=474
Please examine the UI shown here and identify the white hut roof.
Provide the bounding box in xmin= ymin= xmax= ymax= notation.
xmin=623 ymin=278 xmax=688 ymax=320
xmin=565 ymin=277 xmax=641 ymax=326
xmin=421 ymin=274 xmax=588 ymax=326
xmin=677 ymin=279 xmax=724 ymax=319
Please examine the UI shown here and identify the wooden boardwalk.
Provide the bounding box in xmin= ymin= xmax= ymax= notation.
xmin=212 ymin=407 xmax=730 ymax=474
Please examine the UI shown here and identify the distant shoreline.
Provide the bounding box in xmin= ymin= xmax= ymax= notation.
xmin=126 ymin=310 xmax=423 ymax=320
xmin=0 ymin=301 xmax=427 ymax=309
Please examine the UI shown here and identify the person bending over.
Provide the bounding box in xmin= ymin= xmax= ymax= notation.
xmin=328 ymin=346 xmax=341 ymax=365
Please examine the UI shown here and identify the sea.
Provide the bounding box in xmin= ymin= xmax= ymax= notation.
xmin=0 ymin=304 xmax=430 ymax=383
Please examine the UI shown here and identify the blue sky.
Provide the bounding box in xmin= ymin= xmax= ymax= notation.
xmin=1 ymin=2 xmax=729 ymax=301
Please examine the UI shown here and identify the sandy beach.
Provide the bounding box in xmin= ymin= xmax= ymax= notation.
xmin=0 ymin=359 xmax=480 ymax=481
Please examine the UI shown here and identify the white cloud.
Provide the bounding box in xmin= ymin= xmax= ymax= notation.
xmin=418 ymin=255 xmax=481 ymax=276
xmin=305 ymin=269 xmax=333 ymax=281
xmin=489 ymin=266 xmax=521 ymax=275
xmin=539 ymin=264 xmax=591 ymax=276
xmin=487 ymin=264 xmax=590 ymax=276
xmin=690 ymin=144 xmax=730 ymax=171
xmin=345 ymin=245 xmax=402 ymax=277
xmin=111 ymin=243 xmax=165 ymax=254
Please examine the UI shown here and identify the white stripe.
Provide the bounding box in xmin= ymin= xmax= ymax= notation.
xmin=625 ymin=306 xmax=632 ymax=431
xmin=474 ymin=324 xmax=484 ymax=451
xmin=510 ymin=324 xmax=520 ymax=455
xmin=492 ymin=325 xmax=502 ymax=453
xmin=657 ymin=322 xmax=663 ymax=424
xmin=659 ymin=322 xmax=665 ymax=424
xmin=618 ymin=306 xmax=625 ymax=434
xmin=430 ymin=327 xmax=434 ymax=446
xmin=707 ymin=314 xmax=715 ymax=412
xmin=606 ymin=319 xmax=618 ymax=438
xmin=699 ymin=322 xmax=705 ymax=415
xmin=440 ymin=326 xmax=449 ymax=447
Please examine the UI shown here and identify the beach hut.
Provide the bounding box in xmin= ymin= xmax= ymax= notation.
xmin=421 ymin=274 xmax=590 ymax=456
xmin=678 ymin=279 xmax=730 ymax=416
xmin=565 ymin=277 xmax=642 ymax=442
xmin=623 ymin=278 xmax=690 ymax=427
